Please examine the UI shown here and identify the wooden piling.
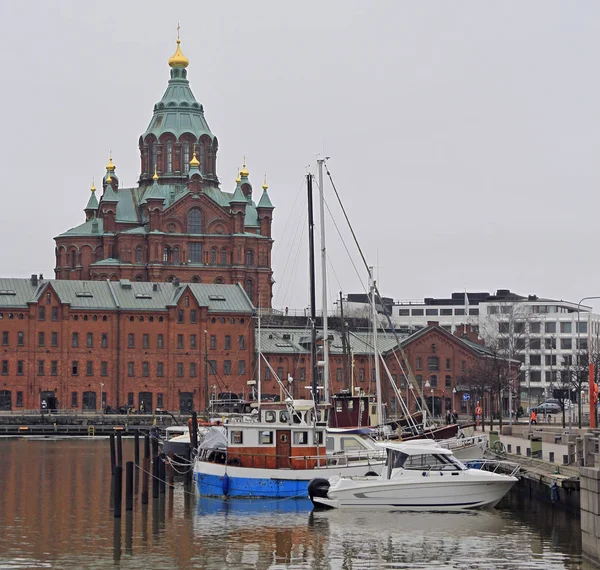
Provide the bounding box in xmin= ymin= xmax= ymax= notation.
xmin=142 ymin=434 xmax=150 ymax=505
xmin=109 ymin=433 xmax=116 ymax=475
xmin=125 ymin=461 xmax=134 ymax=511
xmin=116 ymin=431 xmax=123 ymax=467
xmin=159 ymin=454 xmax=166 ymax=494
xmin=134 ymin=431 xmax=140 ymax=466
xmin=114 ymin=465 xmax=123 ymax=518
xmin=152 ymin=436 xmax=159 ymax=499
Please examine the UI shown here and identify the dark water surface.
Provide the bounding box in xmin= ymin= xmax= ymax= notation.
xmin=0 ymin=438 xmax=591 ymax=569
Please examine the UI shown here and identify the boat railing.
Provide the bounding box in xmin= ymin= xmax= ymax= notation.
xmin=464 ymin=458 xmax=521 ymax=477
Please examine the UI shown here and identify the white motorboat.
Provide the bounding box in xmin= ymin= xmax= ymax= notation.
xmin=308 ymin=440 xmax=518 ymax=511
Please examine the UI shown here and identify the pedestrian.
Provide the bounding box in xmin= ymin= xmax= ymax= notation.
xmin=285 ymin=306 xmax=289 ymax=316
xmin=445 ymin=410 xmax=451 ymax=425
xmin=531 ymin=410 xmax=537 ymax=425
xmin=452 ymin=410 xmax=458 ymax=424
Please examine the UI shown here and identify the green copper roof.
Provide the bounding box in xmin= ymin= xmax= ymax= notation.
xmin=85 ymin=191 xmax=99 ymax=211
xmin=143 ymin=67 xmax=214 ymax=141
xmin=101 ymin=184 xmax=119 ymax=203
xmin=230 ymin=182 xmax=246 ymax=204
xmin=142 ymin=180 xmax=166 ymax=203
xmin=59 ymin=218 xmax=104 ymax=237
xmin=257 ymin=188 xmax=274 ymax=209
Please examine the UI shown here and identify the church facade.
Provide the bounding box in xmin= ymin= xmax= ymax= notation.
xmin=54 ymin=38 xmax=275 ymax=307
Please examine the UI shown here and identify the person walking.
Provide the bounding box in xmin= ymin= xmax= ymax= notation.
xmin=530 ymin=410 xmax=537 ymax=425
xmin=446 ymin=410 xmax=451 ymax=425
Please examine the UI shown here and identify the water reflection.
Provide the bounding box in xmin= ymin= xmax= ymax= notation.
xmin=0 ymin=438 xmax=589 ymax=569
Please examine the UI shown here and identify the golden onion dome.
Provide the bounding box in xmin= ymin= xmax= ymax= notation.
xmin=90 ymin=178 xmax=96 ymax=192
xmin=106 ymin=155 xmax=115 ymax=172
xmin=168 ymin=39 xmax=189 ymax=68
xmin=153 ymin=166 xmax=159 ymax=181
xmin=262 ymin=175 xmax=268 ymax=191
xmin=236 ymin=167 xmax=241 ymax=184
xmin=189 ymin=150 xmax=200 ymax=168
xmin=240 ymin=163 xmax=249 ymax=178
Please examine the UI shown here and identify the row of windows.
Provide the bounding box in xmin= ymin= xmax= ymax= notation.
xmin=398 ymin=308 xmax=479 ymax=317
xmin=1 ymin=360 xmax=109 ymax=376
xmin=498 ymin=321 xmax=588 ymax=334
xmin=207 ymin=360 xmax=247 ymax=375
xmin=415 ymin=357 xmax=452 ymax=372
xmin=209 ymin=334 xmax=245 ymax=350
xmin=497 ymin=337 xmax=587 ymax=351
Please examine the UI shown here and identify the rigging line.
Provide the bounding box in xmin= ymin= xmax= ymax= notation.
xmin=278 ymin=211 xmax=307 ymax=308
xmin=325 ymin=160 xmax=429 ymax=415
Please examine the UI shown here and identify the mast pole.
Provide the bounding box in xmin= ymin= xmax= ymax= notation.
xmin=370 ymin=269 xmax=384 ymax=429
xmin=318 ymin=158 xmax=329 ymax=402
xmin=307 ymin=174 xmax=319 ymax=403
xmin=257 ymin=296 xmax=261 ymax=414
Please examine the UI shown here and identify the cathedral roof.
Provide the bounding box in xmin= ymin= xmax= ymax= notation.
xmin=257 ymin=188 xmax=274 ymax=209
xmin=58 ymin=218 xmax=104 ymax=237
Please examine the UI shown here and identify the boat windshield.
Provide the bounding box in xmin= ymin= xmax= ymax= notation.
xmin=387 ymin=450 xmax=464 ymax=477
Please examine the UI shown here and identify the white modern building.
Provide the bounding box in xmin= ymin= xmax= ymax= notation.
xmin=342 ymin=290 xmax=600 ymax=404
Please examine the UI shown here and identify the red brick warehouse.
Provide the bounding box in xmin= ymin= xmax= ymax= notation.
xmin=0 ymin=277 xmax=256 ymax=412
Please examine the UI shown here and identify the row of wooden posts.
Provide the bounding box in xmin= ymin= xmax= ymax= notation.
xmin=109 ymin=411 xmax=200 ymax=517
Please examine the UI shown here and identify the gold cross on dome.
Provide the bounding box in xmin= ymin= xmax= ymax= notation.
xmin=177 ymin=23 xmax=180 ymax=40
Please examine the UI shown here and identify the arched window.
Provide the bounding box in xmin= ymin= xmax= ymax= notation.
xmin=163 ymin=247 xmax=170 ymax=263
xmin=245 ymin=250 xmax=254 ymax=267
xmin=430 ymin=375 xmax=437 ymax=388
xmin=188 ymin=209 xmax=202 ymax=233
xmin=71 ymin=250 xmax=77 ymax=268
xmin=221 ymin=248 xmax=227 ymax=266
xmin=173 ymin=247 xmax=179 ymax=264
xmin=135 ymin=274 xmax=143 ymax=282
xmin=182 ymin=142 xmax=190 ymax=173
xmin=191 ymin=276 xmax=200 ymax=283
xmin=210 ymin=248 xmax=217 ymax=265
xmin=135 ymin=247 xmax=143 ymax=264
xmin=245 ymin=279 xmax=253 ymax=299
xmin=215 ymin=277 xmax=224 ymax=284
xmin=445 ymin=375 xmax=452 ymax=388
xmin=427 ymin=357 xmax=439 ymax=371
xmin=166 ymin=140 xmax=173 ymax=172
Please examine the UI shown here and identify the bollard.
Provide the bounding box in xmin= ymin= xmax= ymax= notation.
xmin=109 ymin=433 xmax=116 ymax=475
xmin=114 ymin=465 xmax=123 ymax=518
xmin=134 ymin=431 xmax=140 ymax=467
xmin=507 ymin=444 xmax=512 ymax=453
xmin=116 ymin=431 xmax=123 ymax=467
xmin=516 ymin=446 xmax=521 ymax=455
xmin=549 ymin=452 xmax=554 ymax=463
xmin=159 ymin=455 xmax=166 ymax=494
xmin=125 ymin=461 xmax=134 ymax=511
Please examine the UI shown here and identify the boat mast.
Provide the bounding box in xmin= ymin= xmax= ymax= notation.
xmin=307 ymin=174 xmax=319 ymax=403
xmin=339 ymin=290 xmax=350 ymax=392
xmin=370 ymin=269 xmax=384 ymax=429
xmin=317 ymin=158 xmax=329 ymax=402
xmin=257 ymin=297 xmax=261 ymax=414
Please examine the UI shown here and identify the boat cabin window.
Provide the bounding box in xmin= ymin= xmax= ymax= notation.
xmin=231 ymin=431 xmax=243 ymax=444
xmin=389 ymin=451 xmax=461 ymax=471
xmin=335 ymin=402 xmax=343 ymax=412
xmin=314 ymin=430 xmax=324 ymax=445
xmin=340 ymin=436 xmax=368 ymax=451
xmin=293 ymin=431 xmax=308 ymax=445
xmin=292 ymin=412 xmax=303 ymax=424
xmin=348 ymin=401 xmax=354 ymax=410
xmin=264 ymin=411 xmax=276 ymax=423
xmin=260 ymin=431 xmax=273 ymax=444
xmin=280 ymin=411 xmax=290 ymax=423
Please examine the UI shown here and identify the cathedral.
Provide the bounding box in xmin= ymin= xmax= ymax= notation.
xmin=54 ymin=36 xmax=275 ymax=307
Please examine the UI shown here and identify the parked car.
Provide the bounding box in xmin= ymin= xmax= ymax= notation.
xmin=532 ymin=402 xmax=561 ymax=415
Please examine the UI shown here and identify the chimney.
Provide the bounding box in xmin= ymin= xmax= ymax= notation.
xmin=173 ymin=278 xmax=180 ymax=287
xmin=30 ymin=274 xmax=38 ymax=286
xmin=39 ymin=274 xmax=43 ymax=281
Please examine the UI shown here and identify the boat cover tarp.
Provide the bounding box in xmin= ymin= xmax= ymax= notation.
xmin=198 ymin=426 xmax=227 ymax=451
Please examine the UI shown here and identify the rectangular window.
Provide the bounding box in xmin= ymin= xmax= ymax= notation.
xmin=239 ymin=335 xmax=245 ymax=349
xmin=561 ymin=338 xmax=572 ymax=350
xmin=189 ymin=242 xmax=203 ymax=263
xmin=336 ymin=368 xmax=342 ymax=382
xmin=529 ymin=338 xmax=541 ymax=350
xmin=72 ymin=333 xmax=79 ymax=347
xmin=209 ymin=360 xmax=217 ymax=374
xmin=544 ymin=337 xmax=556 ymax=349
xmin=577 ymin=321 xmax=588 ymax=334
xmin=300 ymin=368 xmax=305 ymax=381
xmin=190 ymin=334 xmax=197 ymax=348
xmin=578 ymin=339 xmax=588 ymax=350
xmin=231 ymin=431 xmax=243 ymax=444
xmin=101 ymin=333 xmax=108 ymax=348
xmin=101 ymin=361 xmax=108 ymax=376
xmin=359 ymin=368 xmax=365 ymax=382
xmin=190 ymin=362 xmax=197 ymax=377
xmin=16 ymin=391 xmax=23 ymax=407
xmin=224 ymin=335 xmax=231 ymax=350
xmin=398 ymin=308 xmax=410 ymax=316
xmin=445 ymin=358 xmax=451 ymax=370
xmin=530 ymin=322 xmax=541 ymax=334
xmin=38 ymin=332 xmax=45 ymax=347
xmin=425 ymin=308 xmax=438 ymax=316
xmin=51 ymin=332 xmax=58 ymax=347
xmin=71 ymin=392 xmax=78 ymax=407
xmin=87 ymin=333 xmax=93 ymax=348
xmin=210 ymin=335 xmax=217 ymax=350
xmin=157 ymin=334 xmax=164 ymax=349
xmin=128 ymin=392 xmax=134 ymax=406
xmin=560 ymin=322 xmax=572 ymax=334
xmin=545 ymin=322 xmax=556 ymax=334
xmin=17 ymin=360 xmax=23 ymax=375
xmin=157 ymin=362 xmax=164 ymax=377
xmin=265 ymin=367 xmax=271 ymax=380
xmin=190 ymin=309 xmax=197 ymax=323
xmin=416 ymin=357 xmax=422 ymax=370
xmin=142 ymin=361 xmax=149 ymax=377
xmin=277 ymin=367 xmax=283 ymax=380
xmin=224 ymin=360 xmax=232 ymax=375
xmin=128 ymin=362 xmax=135 ymax=377
xmin=411 ymin=309 xmax=424 ymax=316
xmin=469 ymin=308 xmax=479 ymax=316
xmin=238 ymin=360 xmax=246 ymax=374
xmin=51 ymin=306 xmax=58 ymax=321
xmin=177 ymin=334 xmax=184 ymax=349
xmin=177 ymin=362 xmax=183 ymax=377
xmin=454 ymin=308 xmax=465 ymax=316
xmin=38 ymin=306 xmax=45 ymax=321
xmin=0 ymin=360 xmax=7 ymax=375
xmin=86 ymin=361 xmax=93 ymax=376
xmin=143 ymin=334 xmax=149 ymax=349
xmin=178 ymin=310 xmax=184 ymax=324
xmin=37 ymin=360 xmax=44 ymax=375
xmin=17 ymin=332 xmax=24 ymax=346
xmin=157 ymin=393 xmax=164 ymax=408
xmin=260 ymin=431 xmax=274 ymax=445
xmin=498 ymin=322 xmax=509 ymax=334
xmin=445 ymin=375 xmax=451 ymax=388
xmin=545 ymin=355 xmax=557 ymax=366
xmin=530 ymin=355 xmax=541 ymax=366
xmin=128 ymin=333 xmax=135 ymax=348
xmin=1 ymin=331 xmax=7 ymax=346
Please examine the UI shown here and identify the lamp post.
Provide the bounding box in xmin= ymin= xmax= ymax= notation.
xmin=424 ymin=380 xmax=430 ymax=426
xmin=100 ymin=382 xmax=104 ymax=414
xmin=452 ymin=387 xmax=457 ymax=416
xmin=431 ymin=388 xmax=435 ymax=421
xmin=577 ymin=296 xmax=600 ymax=428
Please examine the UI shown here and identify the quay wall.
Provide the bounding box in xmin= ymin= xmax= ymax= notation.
xmin=580 ymin=467 xmax=600 ymax=566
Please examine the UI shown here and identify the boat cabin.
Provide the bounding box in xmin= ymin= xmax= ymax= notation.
xmin=381 ymin=441 xmax=467 ymax=479
xmin=215 ymin=399 xmax=328 ymax=470
xmin=330 ymin=391 xmax=372 ymax=428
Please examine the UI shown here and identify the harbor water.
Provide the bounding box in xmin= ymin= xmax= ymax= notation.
xmin=0 ymin=438 xmax=592 ymax=569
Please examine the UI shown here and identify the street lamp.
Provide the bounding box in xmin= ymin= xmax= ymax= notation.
xmin=452 ymin=387 xmax=457 ymax=416
xmin=430 ymin=388 xmax=435 ymax=421
xmin=577 ymin=296 xmax=600 ymax=428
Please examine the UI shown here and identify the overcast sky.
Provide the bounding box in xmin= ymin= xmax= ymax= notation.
xmin=2 ymin=1 xmax=600 ymax=312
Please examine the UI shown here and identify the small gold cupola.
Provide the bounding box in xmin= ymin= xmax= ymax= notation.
xmin=168 ymin=25 xmax=189 ymax=68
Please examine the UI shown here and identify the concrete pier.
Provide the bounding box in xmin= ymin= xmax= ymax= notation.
xmin=580 ymin=467 xmax=600 ymax=565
